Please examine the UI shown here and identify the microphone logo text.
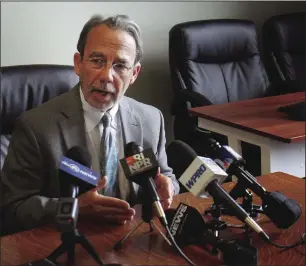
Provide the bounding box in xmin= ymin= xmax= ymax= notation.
xmin=185 ymin=164 xmax=206 ymax=189
xmin=170 ymin=204 xmax=188 ymax=237
xmin=61 ymin=160 xmax=97 ymax=180
xmin=126 ymin=153 xmax=153 ymax=174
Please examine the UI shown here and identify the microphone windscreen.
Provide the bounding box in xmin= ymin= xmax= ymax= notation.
xmin=167 ymin=140 xmax=198 ymax=180
xmin=262 ymin=191 xmax=302 ymax=229
xmin=59 ymin=146 xmax=95 ymax=196
xmin=124 ymin=141 xmax=143 ymax=157
xmin=65 ymin=146 xmax=91 ymax=167
xmin=165 ymin=202 xmax=205 ymax=247
xmin=165 ymin=208 xmax=176 ymax=224
xmin=120 ymin=142 xmax=158 ymax=186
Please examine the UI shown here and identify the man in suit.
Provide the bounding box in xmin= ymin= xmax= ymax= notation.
xmin=1 ymin=14 xmax=179 ymax=234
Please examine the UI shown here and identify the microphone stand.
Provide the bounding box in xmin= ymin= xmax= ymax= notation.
xmin=226 ymin=162 xmax=265 ymax=217
xmin=205 ymin=186 xmax=263 ymax=218
xmin=204 ymin=165 xmax=265 ymax=235
xmin=47 ymin=198 xmax=104 ymax=266
xmin=204 ymin=182 xmax=268 ymax=248
xmin=113 ymin=194 xmax=171 ymax=250
xmin=202 ymin=193 xmax=258 ymax=265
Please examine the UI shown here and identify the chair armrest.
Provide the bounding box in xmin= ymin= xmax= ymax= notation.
xmin=172 ymin=89 xmax=212 ymax=115
xmin=179 ymin=89 xmax=212 ymax=107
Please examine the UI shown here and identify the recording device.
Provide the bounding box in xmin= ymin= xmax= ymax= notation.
xmin=56 ymin=146 xmax=99 ymax=232
xmin=120 ymin=142 xmax=167 ymax=226
xmin=48 ymin=146 xmax=104 ymax=266
xmin=178 ymin=146 xmax=270 ymax=240
xmin=278 ymin=101 xmax=306 ymax=121
xmin=166 ymin=203 xmax=258 ymax=266
xmin=207 ymin=138 xmax=302 ymax=229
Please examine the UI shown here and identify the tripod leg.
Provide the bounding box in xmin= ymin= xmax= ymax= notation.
xmin=77 ymin=235 xmax=105 ymax=266
xmin=47 ymin=242 xmax=69 ymax=263
xmin=149 ymin=222 xmax=154 ymax=232
xmin=67 ymin=243 xmax=75 ymax=265
xmin=150 ymin=221 xmax=172 ymax=246
xmin=113 ymin=220 xmax=144 ymax=250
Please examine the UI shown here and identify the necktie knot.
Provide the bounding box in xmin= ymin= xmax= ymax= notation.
xmin=102 ymin=112 xmax=111 ymax=128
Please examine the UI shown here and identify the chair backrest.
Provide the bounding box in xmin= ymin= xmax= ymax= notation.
xmin=262 ymin=12 xmax=306 ymax=92
xmin=169 ymin=19 xmax=270 ymax=112
xmin=0 ymin=64 xmax=79 ymax=169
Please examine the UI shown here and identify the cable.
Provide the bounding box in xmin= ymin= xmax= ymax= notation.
xmin=164 ymin=224 xmax=196 ymax=266
xmin=226 ymin=224 xmax=247 ymax=229
xmin=264 ymin=233 xmax=306 ymax=249
xmin=229 ymin=223 xmax=306 ymax=249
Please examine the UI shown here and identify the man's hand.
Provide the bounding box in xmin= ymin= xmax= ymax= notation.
xmin=78 ymin=176 xmax=135 ymax=224
xmin=154 ymin=168 xmax=175 ymax=210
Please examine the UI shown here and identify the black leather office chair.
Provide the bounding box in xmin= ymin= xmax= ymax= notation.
xmin=169 ymin=19 xmax=271 ymax=176
xmin=262 ymin=12 xmax=306 ymax=93
xmin=0 ymin=64 xmax=79 ymax=170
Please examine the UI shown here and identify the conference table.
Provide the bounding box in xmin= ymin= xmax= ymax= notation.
xmin=189 ymin=92 xmax=305 ymax=177
xmin=1 ymin=172 xmax=305 ymax=265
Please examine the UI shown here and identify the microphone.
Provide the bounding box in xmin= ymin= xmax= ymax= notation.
xmin=59 ymin=146 xmax=99 ymax=197
xmin=120 ymin=142 xmax=168 ymax=226
xmin=207 ymin=138 xmax=302 ymax=229
xmin=177 ymin=143 xmax=270 ymax=240
xmin=207 ymin=138 xmax=267 ymax=198
xmin=119 ymin=142 xmax=196 ymax=265
xmin=166 ymin=203 xmax=258 ymax=266
xmin=165 ymin=203 xmax=205 ymax=247
xmin=56 ymin=146 xmax=99 ymax=232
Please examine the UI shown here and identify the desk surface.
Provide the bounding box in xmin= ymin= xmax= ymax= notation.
xmin=1 ymin=172 xmax=305 ymax=265
xmin=189 ymin=92 xmax=305 ymax=143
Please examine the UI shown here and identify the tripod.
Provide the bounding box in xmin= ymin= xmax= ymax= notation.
xmin=205 ymin=188 xmax=264 ymax=219
xmin=113 ymin=199 xmax=171 ymax=250
xmin=47 ymin=198 xmax=104 ymax=265
xmin=198 ymin=230 xmax=258 ymax=266
xmin=47 ymin=229 xmax=104 ymax=265
xmin=204 ymin=185 xmax=265 ymax=249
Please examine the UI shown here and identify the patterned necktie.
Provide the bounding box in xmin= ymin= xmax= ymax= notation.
xmin=99 ymin=112 xmax=119 ymax=197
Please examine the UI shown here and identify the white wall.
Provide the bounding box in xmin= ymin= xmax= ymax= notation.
xmin=1 ymin=2 xmax=306 ymax=142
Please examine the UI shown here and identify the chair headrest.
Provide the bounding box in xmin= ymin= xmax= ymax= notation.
xmin=263 ymin=12 xmax=306 ymax=54
xmin=1 ymin=64 xmax=79 ymax=134
xmin=169 ymin=19 xmax=259 ymax=63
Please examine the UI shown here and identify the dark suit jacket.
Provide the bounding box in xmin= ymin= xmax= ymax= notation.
xmin=1 ymin=86 xmax=179 ymax=234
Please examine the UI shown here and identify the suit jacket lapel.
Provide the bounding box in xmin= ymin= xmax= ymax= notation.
xmin=119 ymin=97 xmax=143 ymax=204
xmin=58 ymin=85 xmax=89 ymax=156
xmin=119 ymin=97 xmax=143 ymax=151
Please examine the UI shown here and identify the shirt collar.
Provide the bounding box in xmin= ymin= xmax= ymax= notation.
xmin=79 ymin=87 xmax=118 ymax=133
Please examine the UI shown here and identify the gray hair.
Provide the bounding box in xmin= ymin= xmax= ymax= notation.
xmin=77 ymin=14 xmax=143 ymax=64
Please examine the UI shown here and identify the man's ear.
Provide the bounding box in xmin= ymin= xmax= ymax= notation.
xmin=130 ymin=62 xmax=141 ymax=85
xmin=73 ymin=52 xmax=82 ymax=76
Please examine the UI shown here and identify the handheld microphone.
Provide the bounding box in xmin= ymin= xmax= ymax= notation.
xmin=178 ymin=143 xmax=270 ymax=241
xmin=208 ymin=138 xmax=302 ymax=229
xmin=166 ymin=203 xmax=258 ymax=266
xmin=56 ymin=146 xmax=99 ymax=232
xmin=120 ymin=142 xmax=168 ymax=226
xmin=59 ymin=146 xmax=99 ymax=197
xmin=207 ymin=138 xmax=267 ymax=198
xmin=119 ymin=142 xmax=196 ymax=265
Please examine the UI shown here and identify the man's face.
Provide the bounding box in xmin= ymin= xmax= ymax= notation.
xmin=74 ymin=24 xmax=141 ymax=110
